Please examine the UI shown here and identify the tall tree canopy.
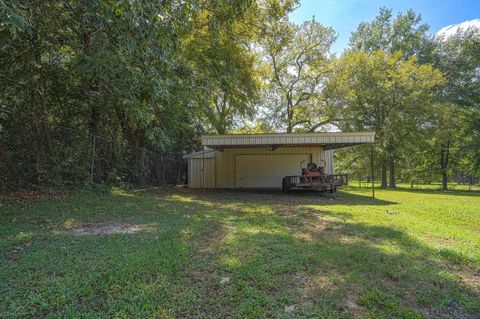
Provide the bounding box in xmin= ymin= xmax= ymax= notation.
xmin=260 ymin=17 xmax=336 ymax=132
xmin=328 ymin=51 xmax=444 ymax=188
xmin=349 ymin=7 xmax=431 ymax=60
xmin=338 ymin=7 xmax=445 ymax=188
xmin=334 ymin=8 xmax=480 ymax=189
xmin=430 ymin=26 xmax=480 ymax=187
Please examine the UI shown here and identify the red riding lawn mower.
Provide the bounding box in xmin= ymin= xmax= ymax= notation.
xmin=282 ymin=160 xmax=348 ymax=196
xmin=301 ymin=160 xmax=326 ymax=183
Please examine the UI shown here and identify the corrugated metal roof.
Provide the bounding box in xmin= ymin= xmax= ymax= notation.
xmin=201 ymin=132 xmax=374 ymax=149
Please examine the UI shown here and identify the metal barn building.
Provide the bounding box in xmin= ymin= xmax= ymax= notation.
xmin=184 ymin=132 xmax=374 ymax=189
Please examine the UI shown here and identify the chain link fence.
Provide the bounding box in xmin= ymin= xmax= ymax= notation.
xmin=0 ymin=110 xmax=187 ymax=192
xmin=88 ymin=133 xmax=187 ymax=189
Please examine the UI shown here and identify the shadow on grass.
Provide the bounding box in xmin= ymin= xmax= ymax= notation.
xmin=170 ymin=188 xmax=397 ymax=207
xmin=2 ymin=189 xmax=478 ymax=318
xmin=172 ymin=192 xmax=480 ymax=318
xmin=0 ymin=196 xmax=195 ymax=318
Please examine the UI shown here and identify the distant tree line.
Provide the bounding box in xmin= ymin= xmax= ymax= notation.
xmin=1 ymin=1 xmax=478 ymax=190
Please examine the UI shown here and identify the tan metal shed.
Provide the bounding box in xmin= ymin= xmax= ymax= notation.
xmin=184 ymin=132 xmax=374 ymax=189
xmin=184 ymin=149 xmax=216 ymax=188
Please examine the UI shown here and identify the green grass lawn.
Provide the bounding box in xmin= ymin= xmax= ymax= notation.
xmin=1 ymin=186 xmax=479 ymax=318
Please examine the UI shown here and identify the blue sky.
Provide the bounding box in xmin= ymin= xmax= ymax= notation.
xmin=290 ymin=0 xmax=480 ymax=53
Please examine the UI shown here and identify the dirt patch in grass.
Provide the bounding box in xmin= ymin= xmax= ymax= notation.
xmin=280 ymin=208 xmax=348 ymax=242
xmin=457 ymin=269 xmax=480 ymax=294
xmin=344 ymin=286 xmax=365 ymax=319
xmin=68 ymin=224 xmax=147 ymax=235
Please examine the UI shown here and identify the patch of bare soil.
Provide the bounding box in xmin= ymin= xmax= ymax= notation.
xmin=457 ymin=269 xmax=480 ymax=294
xmin=277 ymin=272 xmax=335 ymax=313
xmin=343 ymin=285 xmax=365 ymax=318
xmin=278 ymin=206 xmax=346 ymax=241
xmin=68 ymin=224 xmax=147 ymax=235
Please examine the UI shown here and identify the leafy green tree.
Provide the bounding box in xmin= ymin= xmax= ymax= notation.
xmin=428 ymin=26 xmax=480 ymax=187
xmin=183 ymin=1 xmax=261 ymax=134
xmin=344 ymin=7 xmax=451 ymax=188
xmin=349 ymin=7 xmax=431 ymax=60
xmin=0 ymin=0 xmax=288 ymax=189
xmin=433 ymin=27 xmax=480 ymax=108
xmin=327 ymin=51 xmax=444 ymax=188
xmin=260 ymin=17 xmax=336 ymax=132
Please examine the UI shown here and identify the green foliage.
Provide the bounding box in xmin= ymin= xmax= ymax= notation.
xmin=0 ymin=0 xmax=295 ymax=190
xmin=336 ymin=7 xmax=479 ymax=186
xmin=260 ymin=17 xmax=336 ymax=132
xmin=328 ymin=51 xmax=444 ymax=183
xmin=0 ymin=0 xmax=29 ymax=39
xmin=183 ymin=2 xmax=261 ymax=134
xmin=431 ymin=28 xmax=480 ymax=175
xmin=349 ymin=7 xmax=431 ymax=60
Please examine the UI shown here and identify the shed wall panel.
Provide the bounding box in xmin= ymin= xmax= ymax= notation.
xmin=235 ymin=154 xmax=311 ymax=188
xmin=189 ymin=158 xmax=215 ymax=188
xmin=215 ymin=146 xmax=325 ymax=188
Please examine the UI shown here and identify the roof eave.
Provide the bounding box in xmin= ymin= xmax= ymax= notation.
xmin=201 ymin=132 xmax=375 ymax=149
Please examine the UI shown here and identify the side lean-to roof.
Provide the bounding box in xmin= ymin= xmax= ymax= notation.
xmin=200 ymin=132 xmax=374 ymax=150
xmin=183 ymin=148 xmax=217 ymax=159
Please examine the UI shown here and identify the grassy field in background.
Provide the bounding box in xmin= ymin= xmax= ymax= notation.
xmin=1 ymin=186 xmax=479 ymax=318
xmin=352 ymin=180 xmax=480 ymax=191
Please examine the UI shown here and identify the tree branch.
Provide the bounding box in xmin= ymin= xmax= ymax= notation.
xmin=307 ymin=119 xmax=338 ymax=132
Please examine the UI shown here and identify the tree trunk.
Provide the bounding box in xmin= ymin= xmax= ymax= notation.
xmin=162 ymin=159 xmax=167 ymax=185
xmin=381 ymin=163 xmax=387 ymax=189
xmin=216 ymin=97 xmax=228 ymax=134
xmin=286 ymin=96 xmax=293 ymax=133
xmin=30 ymin=29 xmax=50 ymax=161
xmin=440 ymin=141 xmax=450 ymax=191
xmin=89 ymin=107 xmax=103 ymax=184
xmin=286 ymin=114 xmax=293 ymax=133
xmin=155 ymin=159 xmax=162 ymax=186
xmin=389 ymin=157 xmax=396 ymax=188
xmin=176 ymin=162 xmax=182 ymax=184
xmin=139 ymin=147 xmax=146 ymax=186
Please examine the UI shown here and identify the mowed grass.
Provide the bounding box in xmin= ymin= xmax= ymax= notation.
xmin=1 ymin=186 xmax=479 ymax=318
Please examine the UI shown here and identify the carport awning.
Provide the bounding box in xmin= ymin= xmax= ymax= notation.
xmin=201 ymin=132 xmax=374 ymax=150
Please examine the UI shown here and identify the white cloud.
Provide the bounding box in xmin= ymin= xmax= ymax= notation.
xmin=435 ymin=19 xmax=480 ymax=39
